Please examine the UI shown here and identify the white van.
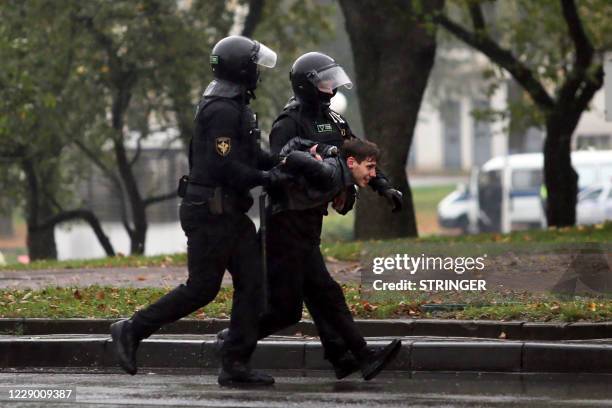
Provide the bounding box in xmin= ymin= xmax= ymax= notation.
xmin=438 ymin=150 xmax=612 ymax=233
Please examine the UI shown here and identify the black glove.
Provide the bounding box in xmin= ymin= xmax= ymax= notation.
xmin=317 ymin=144 xmax=338 ymax=158
xmin=262 ymin=167 xmax=293 ymax=188
xmin=382 ymin=188 xmax=403 ymax=212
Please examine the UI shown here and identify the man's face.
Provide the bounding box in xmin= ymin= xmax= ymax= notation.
xmin=347 ymin=156 xmax=377 ymax=187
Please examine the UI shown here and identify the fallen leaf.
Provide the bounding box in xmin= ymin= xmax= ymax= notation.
xmin=95 ymin=291 xmax=105 ymax=300
xmin=588 ymin=303 xmax=597 ymax=312
xmin=22 ymin=292 xmax=32 ymax=301
xmin=137 ymin=276 xmax=147 ymax=281
xmin=73 ymin=290 xmax=83 ymax=300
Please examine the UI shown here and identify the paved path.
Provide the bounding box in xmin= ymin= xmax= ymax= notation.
xmin=0 ymin=371 xmax=610 ymax=407
xmin=0 ymin=260 xmax=362 ymax=290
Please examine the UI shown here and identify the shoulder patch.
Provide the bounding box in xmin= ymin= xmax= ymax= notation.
xmin=215 ymin=137 xmax=231 ymax=156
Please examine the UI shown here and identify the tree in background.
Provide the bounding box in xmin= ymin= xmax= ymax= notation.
xmin=1 ymin=0 xmax=333 ymax=259
xmin=339 ymin=0 xmax=445 ymax=239
xmin=0 ymin=1 xmax=114 ymax=260
xmin=72 ymin=0 xmax=331 ymax=255
xmin=435 ymin=0 xmax=611 ymax=227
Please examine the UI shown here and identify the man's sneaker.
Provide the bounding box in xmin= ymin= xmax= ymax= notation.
xmin=358 ymin=339 xmax=402 ymax=381
xmin=218 ymin=361 xmax=275 ymax=387
xmin=110 ymin=319 xmax=139 ymax=375
xmin=331 ymin=352 xmax=361 ymax=380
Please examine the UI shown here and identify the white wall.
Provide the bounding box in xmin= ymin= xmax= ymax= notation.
xmin=414 ymin=102 xmax=443 ymax=171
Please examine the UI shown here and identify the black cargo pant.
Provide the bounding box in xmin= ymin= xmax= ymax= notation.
xmin=257 ymin=210 xmax=365 ymax=361
xmin=131 ymin=201 xmax=263 ymax=364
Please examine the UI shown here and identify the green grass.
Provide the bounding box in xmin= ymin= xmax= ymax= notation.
xmin=1 ymin=285 xmax=609 ymax=322
xmin=412 ymin=185 xmax=456 ymax=213
xmin=0 ymin=253 xmax=186 ymax=271
xmin=1 ymin=221 xmax=609 ymax=269
xmin=0 ymin=286 xmax=231 ymax=319
xmin=322 ymin=211 xmax=354 ymax=242
xmin=322 ymin=221 xmax=612 ymax=261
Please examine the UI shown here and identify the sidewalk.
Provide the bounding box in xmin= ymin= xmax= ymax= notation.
xmin=1 ymin=318 xmax=611 ymax=340
xmin=1 ymin=334 xmax=611 ymax=374
xmin=1 ymin=318 xmax=611 ymax=374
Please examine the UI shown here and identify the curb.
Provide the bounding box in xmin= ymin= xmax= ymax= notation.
xmin=1 ymin=337 xmax=611 ymax=373
xmin=1 ymin=318 xmax=611 ymax=340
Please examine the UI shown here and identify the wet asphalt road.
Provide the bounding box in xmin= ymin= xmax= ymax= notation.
xmin=0 ymin=371 xmax=611 ymax=407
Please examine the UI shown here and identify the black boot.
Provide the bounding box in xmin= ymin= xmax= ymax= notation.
xmin=110 ymin=319 xmax=140 ymax=375
xmin=357 ymin=339 xmax=402 ymax=381
xmin=330 ymin=352 xmax=360 ymax=380
xmin=216 ymin=328 xmax=229 ymax=347
xmin=218 ymin=360 xmax=275 ymax=387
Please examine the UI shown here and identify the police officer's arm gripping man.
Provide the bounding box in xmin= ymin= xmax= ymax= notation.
xmin=269 ymin=65 xmax=402 ymax=211
xmin=198 ymin=101 xmax=282 ymax=191
xmin=282 ymin=150 xmax=337 ymax=189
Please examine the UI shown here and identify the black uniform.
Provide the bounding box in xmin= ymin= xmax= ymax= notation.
xmin=257 ymin=100 xmax=393 ymax=362
xmin=130 ymin=80 xmax=276 ymax=366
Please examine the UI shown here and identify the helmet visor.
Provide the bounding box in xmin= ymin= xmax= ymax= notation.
xmin=311 ymin=65 xmax=353 ymax=93
xmin=253 ymin=41 xmax=277 ymax=68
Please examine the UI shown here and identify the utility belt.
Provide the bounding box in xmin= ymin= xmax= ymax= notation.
xmin=177 ymin=175 xmax=252 ymax=214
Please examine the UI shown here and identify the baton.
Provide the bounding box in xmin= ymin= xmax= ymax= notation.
xmin=259 ymin=193 xmax=269 ymax=314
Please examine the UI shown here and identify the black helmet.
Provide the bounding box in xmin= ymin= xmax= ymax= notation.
xmin=290 ymin=52 xmax=352 ymax=108
xmin=210 ymin=36 xmax=277 ymax=90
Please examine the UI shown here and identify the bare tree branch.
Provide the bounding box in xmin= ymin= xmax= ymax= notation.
xmin=129 ymin=132 xmax=145 ymax=168
xmin=33 ymin=209 xmax=115 ymax=256
xmin=72 ymin=139 xmax=134 ymax=236
xmin=241 ymin=0 xmax=265 ymax=38
xmin=557 ymin=0 xmax=595 ymax=105
xmin=468 ymin=2 xmax=486 ymax=33
xmin=574 ymin=65 xmax=604 ymax=111
xmin=435 ymin=11 xmax=555 ymax=110
xmin=143 ymin=191 xmax=176 ymax=207
xmin=561 ymin=0 xmax=593 ymax=69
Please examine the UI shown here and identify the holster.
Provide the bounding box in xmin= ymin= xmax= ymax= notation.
xmin=177 ymin=175 xmax=189 ymax=198
xmin=182 ymin=180 xmax=252 ymax=215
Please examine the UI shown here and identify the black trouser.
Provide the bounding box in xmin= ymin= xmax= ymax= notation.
xmin=131 ymin=201 xmax=263 ymax=364
xmin=257 ymin=210 xmax=364 ymax=361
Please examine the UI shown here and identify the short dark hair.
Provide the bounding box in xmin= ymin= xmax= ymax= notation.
xmin=340 ymin=138 xmax=380 ymax=162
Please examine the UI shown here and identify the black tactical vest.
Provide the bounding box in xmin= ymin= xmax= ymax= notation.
xmin=189 ymin=96 xmax=259 ymax=189
xmin=274 ymin=100 xmax=353 ymax=148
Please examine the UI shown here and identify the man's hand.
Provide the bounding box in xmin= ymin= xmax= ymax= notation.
xmin=382 ymin=188 xmax=403 ymax=212
xmin=309 ymin=144 xmax=323 ymax=161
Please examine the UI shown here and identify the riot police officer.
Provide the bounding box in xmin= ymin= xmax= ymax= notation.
xmin=259 ymin=52 xmax=403 ymax=379
xmin=111 ymin=36 xmax=285 ymax=386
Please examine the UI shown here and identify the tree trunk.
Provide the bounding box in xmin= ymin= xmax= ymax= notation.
xmin=114 ymin=137 xmax=148 ymax=255
xmin=27 ymin=222 xmax=57 ymax=260
xmin=21 ymin=158 xmax=58 ymax=261
xmin=543 ymin=112 xmax=580 ymax=227
xmin=340 ymin=0 xmax=443 ymax=239
xmin=35 ymin=209 xmax=116 ymax=257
